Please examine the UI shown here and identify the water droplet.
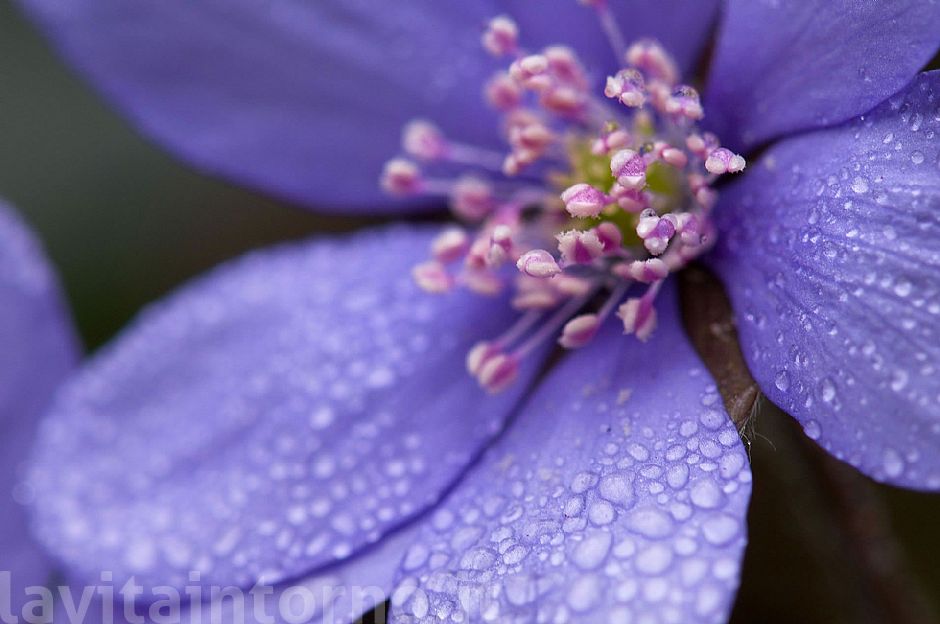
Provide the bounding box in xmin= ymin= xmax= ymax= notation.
xmin=570 ymin=471 xmax=598 ymax=494
xmin=882 ymin=448 xmax=904 ymax=479
xmin=819 ymin=378 xmax=837 ymax=403
xmin=803 ymin=420 xmax=822 ymax=440
xmin=666 ymin=463 xmax=689 ymax=489
xmin=460 ymin=547 xmax=497 ymax=571
xmin=702 ymin=514 xmax=740 ymax=546
xmin=571 ymin=530 xmax=612 ymax=570
xmin=503 ymin=574 xmax=537 ymax=606
xmin=502 ymin=543 xmax=529 ymax=566
xmin=588 ymin=500 xmax=616 ymax=525
xmin=566 ymin=574 xmax=602 ymax=612
xmin=690 ymin=479 xmax=724 ymax=509
xmin=890 ymin=369 xmax=909 ymax=392
xmin=598 ymin=472 xmax=635 ymax=507
xmin=635 ymin=544 xmax=673 ymax=575
xmin=625 ymin=506 xmax=675 ymax=539
xmin=774 ymin=370 xmax=791 ymax=392
xmin=851 ymin=177 xmax=869 ymax=194
xmin=911 ymin=150 xmax=925 ymax=165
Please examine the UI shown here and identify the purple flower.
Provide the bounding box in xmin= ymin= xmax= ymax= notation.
xmin=0 ymin=200 xmax=77 ymax=617
xmin=12 ymin=0 xmax=940 ymax=622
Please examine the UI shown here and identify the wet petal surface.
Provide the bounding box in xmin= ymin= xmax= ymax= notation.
xmin=389 ymin=284 xmax=752 ymax=624
xmin=710 ymin=72 xmax=940 ymax=488
xmin=29 ymin=225 xmax=540 ymax=591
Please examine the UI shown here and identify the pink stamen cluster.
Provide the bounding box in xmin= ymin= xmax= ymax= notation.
xmin=381 ymin=6 xmax=745 ymax=392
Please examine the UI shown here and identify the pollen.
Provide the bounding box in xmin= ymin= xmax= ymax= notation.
xmin=381 ymin=6 xmax=745 ymax=391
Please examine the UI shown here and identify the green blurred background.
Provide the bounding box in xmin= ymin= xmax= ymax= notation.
xmin=2 ymin=3 xmax=939 ymax=622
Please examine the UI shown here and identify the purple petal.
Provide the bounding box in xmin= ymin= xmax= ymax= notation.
xmin=51 ymin=525 xmax=423 ymax=624
xmin=18 ymin=0 xmax=716 ymax=213
xmin=0 ymin=201 xmax=78 ymax=616
xmin=28 ymin=225 xmax=542 ymax=592
xmin=389 ymin=283 xmax=752 ymax=623
xmin=710 ymin=72 xmax=940 ymax=488
xmin=707 ymin=0 xmax=940 ymax=151
xmin=508 ymin=0 xmax=719 ymax=79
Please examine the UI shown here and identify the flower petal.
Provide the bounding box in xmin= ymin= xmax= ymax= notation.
xmin=52 ymin=524 xmax=423 ymax=624
xmin=28 ymin=225 xmax=542 ymax=592
xmin=19 ymin=0 xmax=717 ymax=213
xmin=389 ymin=283 xmax=752 ymax=623
xmin=707 ymin=0 xmax=940 ymax=151
xmin=0 ymin=201 xmax=78 ymax=615
xmin=710 ymin=72 xmax=940 ymax=488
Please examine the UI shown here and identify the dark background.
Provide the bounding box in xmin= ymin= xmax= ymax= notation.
xmin=2 ymin=3 xmax=939 ymax=622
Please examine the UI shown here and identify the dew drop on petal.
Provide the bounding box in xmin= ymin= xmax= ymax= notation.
xmin=883 ymin=448 xmax=905 ymax=479
xmin=803 ymin=420 xmax=822 ymax=441
xmin=818 ymin=377 xmax=837 ymax=403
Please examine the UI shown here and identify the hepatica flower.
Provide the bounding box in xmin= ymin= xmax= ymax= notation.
xmin=13 ymin=0 xmax=940 ymax=622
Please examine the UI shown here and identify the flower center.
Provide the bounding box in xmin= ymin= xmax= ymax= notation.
xmin=381 ymin=2 xmax=745 ymax=392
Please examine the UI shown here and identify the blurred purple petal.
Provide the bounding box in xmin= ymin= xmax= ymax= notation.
xmin=707 ymin=0 xmax=940 ymax=151
xmin=389 ymin=284 xmax=751 ymax=623
xmin=0 ymin=201 xmax=78 ymax=617
xmin=710 ymin=72 xmax=940 ymax=488
xmin=52 ymin=524 xmax=424 ymax=624
xmin=18 ymin=0 xmax=716 ymax=213
xmin=28 ymin=225 xmax=542 ymax=592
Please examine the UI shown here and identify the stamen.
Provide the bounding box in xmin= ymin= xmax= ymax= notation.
xmin=412 ymin=261 xmax=453 ymax=293
xmin=561 ymin=183 xmax=609 ymax=218
xmin=611 ymin=149 xmax=647 ymax=189
xmin=382 ymin=10 xmax=749 ymax=391
xmin=509 ymin=54 xmax=551 ymax=91
xmin=559 ymin=279 xmax=629 ymax=348
xmin=481 ymin=16 xmax=519 ymax=58
xmin=636 ymin=209 xmax=677 ymax=256
xmin=513 ymin=290 xmax=596 ymax=358
xmin=380 ymin=159 xmax=423 ymax=195
xmin=494 ymin=309 xmax=545 ymax=348
xmin=705 ymin=147 xmax=747 ymax=174
xmin=478 ymin=352 xmax=520 ymax=393
xmin=592 ymin=127 xmax=631 ymax=154
xmin=446 ymin=143 xmax=507 ymax=171
xmin=605 ymin=69 xmax=646 ymax=108
xmin=485 ymin=73 xmax=523 ymax=111
xmin=618 ymin=280 xmax=663 ymax=341
xmin=431 ymin=228 xmax=469 ymax=263
xmin=556 ymin=229 xmax=605 ymax=265
xmin=558 ymin=313 xmax=600 ymax=348
xmin=625 ymin=39 xmax=679 ymax=85
xmin=451 ymin=176 xmax=495 ymax=221
xmin=517 ymin=249 xmax=562 ymax=278
xmin=402 ymin=120 xmax=449 ymax=161
xmin=580 ymin=0 xmax=628 ymax=61
xmin=595 ymin=222 xmax=622 ymax=253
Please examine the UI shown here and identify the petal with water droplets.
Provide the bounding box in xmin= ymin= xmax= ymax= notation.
xmin=28 ymin=225 xmax=541 ymax=592
xmin=55 ymin=522 xmax=424 ymax=624
xmin=710 ymin=71 xmax=940 ymax=489
xmin=707 ymin=0 xmax=940 ymax=151
xmin=0 ymin=201 xmax=78 ymax=616
xmin=388 ymin=283 xmax=751 ymax=624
